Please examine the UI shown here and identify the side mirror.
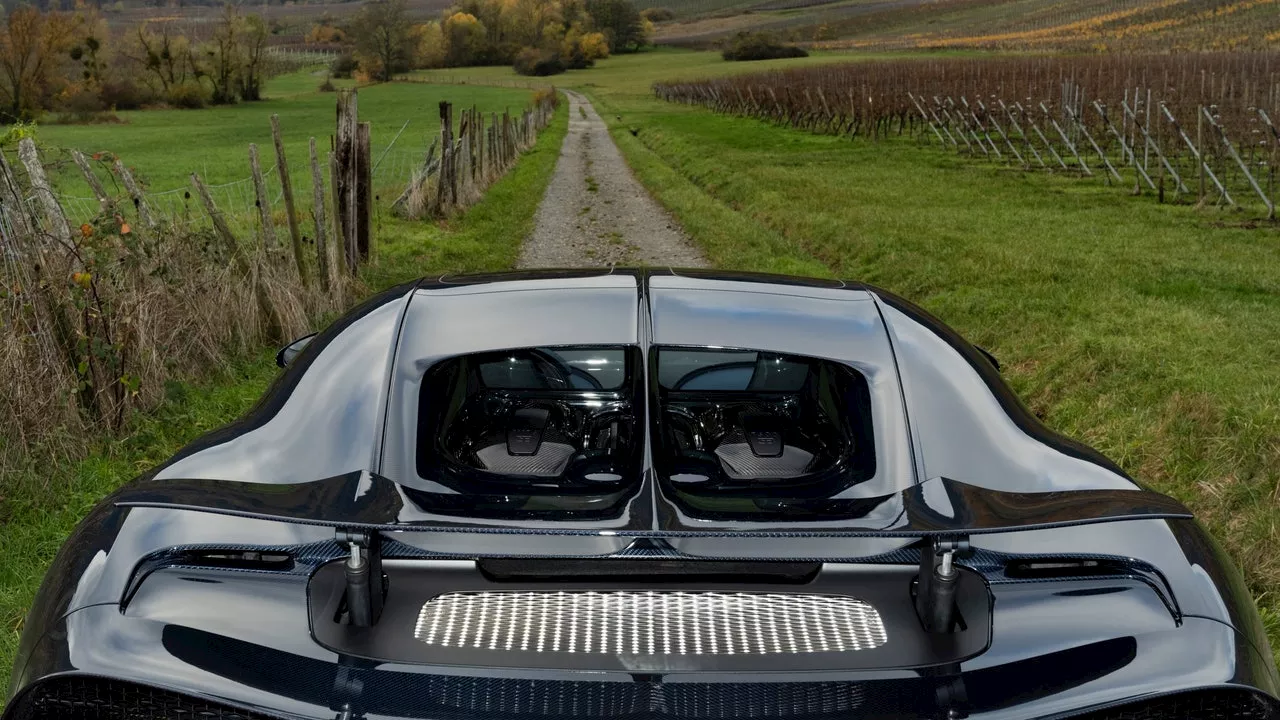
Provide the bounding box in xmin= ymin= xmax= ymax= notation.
xmin=276 ymin=333 xmax=317 ymax=368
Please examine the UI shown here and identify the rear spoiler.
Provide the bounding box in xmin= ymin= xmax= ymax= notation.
xmin=112 ymin=472 xmax=1192 ymax=539
xmin=115 ymin=473 xmax=1192 ymax=634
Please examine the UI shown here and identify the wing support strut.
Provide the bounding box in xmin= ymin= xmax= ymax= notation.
xmin=337 ymin=529 xmax=385 ymax=627
xmin=915 ymin=536 xmax=972 ymax=634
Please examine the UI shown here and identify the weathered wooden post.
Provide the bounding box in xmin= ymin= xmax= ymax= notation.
xmin=192 ymin=172 xmax=284 ymax=342
xmin=18 ymin=138 xmax=72 ymax=245
xmin=335 ymin=89 xmax=359 ymax=274
xmin=309 ymin=137 xmax=331 ymax=293
xmin=271 ymin=115 xmax=308 ymax=286
xmin=356 ymin=121 xmax=372 ymax=261
xmin=249 ymin=143 xmax=278 ymax=249
xmin=436 ymin=101 xmax=454 ymax=212
xmin=113 ymin=159 xmax=156 ymax=229
xmin=191 ymin=173 xmax=245 ymax=269
xmin=71 ymin=150 xmax=113 ymax=214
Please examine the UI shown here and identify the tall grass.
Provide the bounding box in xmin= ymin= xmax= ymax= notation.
xmin=0 ymin=139 xmax=358 ymax=482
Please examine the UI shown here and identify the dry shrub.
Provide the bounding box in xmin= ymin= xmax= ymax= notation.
xmin=0 ymin=157 xmax=358 ymax=483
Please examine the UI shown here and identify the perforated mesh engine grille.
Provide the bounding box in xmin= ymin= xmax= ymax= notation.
xmin=414 ymin=591 xmax=887 ymax=655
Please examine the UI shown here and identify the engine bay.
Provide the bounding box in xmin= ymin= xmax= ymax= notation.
xmin=414 ymin=345 xmax=877 ymax=517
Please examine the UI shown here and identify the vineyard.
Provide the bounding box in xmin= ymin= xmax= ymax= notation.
xmin=652 ymin=0 xmax=1280 ymax=53
xmin=654 ymin=53 xmax=1280 ymax=217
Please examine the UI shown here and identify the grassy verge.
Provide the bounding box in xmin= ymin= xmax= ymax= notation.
xmin=412 ymin=48 xmax=1280 ymax=659
xmin=0 ymin=98 xmax=568 ymax=693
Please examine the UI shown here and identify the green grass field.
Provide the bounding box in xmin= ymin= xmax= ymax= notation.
xmin=420 ymin=47 xmax=1280 ymax=660
xmin=34 ymin=70 xmax=536 ymax=198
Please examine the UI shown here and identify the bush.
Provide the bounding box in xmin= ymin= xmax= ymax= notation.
xmin=58 ymin=87 xmax=106 ymax=123
xmin=513 ymin=47 xmax=565 ymax=77
xmin=330 ymin=51 xmax=359 ymax=79
xmin=721 ymin=31 xmax=808 ymax=61
xmin=318 ymin=75 xmax=337 ymax=92
xmin=99 ymin=79 xmax=145 ymax=111
xmin=641 ymin=7 xmax=675 ymax=22
xmin=166 ymin=81 xmax=211 ymax=109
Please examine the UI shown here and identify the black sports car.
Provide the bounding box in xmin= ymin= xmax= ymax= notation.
xmin=6 ymin=269 xmax=1278 ymax=720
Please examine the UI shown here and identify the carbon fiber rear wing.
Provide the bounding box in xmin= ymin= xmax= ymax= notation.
xmin=112 ymin=472 xmax=1192 ymax=538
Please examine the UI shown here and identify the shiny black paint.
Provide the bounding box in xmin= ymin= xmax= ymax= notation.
xmin=109 ymin=472 xmax=1191 ymax=536
xmin=7 ymin=268 xmax=1277 ymax=720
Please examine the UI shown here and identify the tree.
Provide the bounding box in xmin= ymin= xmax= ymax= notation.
xmin=416 ymin=21 xmax=446 ymax=68
xmin=127 ymin=22 xmax=198 ymax=96
xmin=441 ymin=11 xmax=486 ymax=67
xmin=349 ymin=0 xmax=415 ymax=82
xmin=585 ymin=0 xmax=647 ymax=53
xmin=0 ymin=7 xmax=78 ymax=121
xmin=203 ymin=5 xmax=240 ymax=103
xmin=236 ymin=13 xmax=269 ymax=101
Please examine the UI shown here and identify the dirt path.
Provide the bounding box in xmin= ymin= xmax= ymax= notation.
xmin=519 ymin=90 xmax=707 ymax=269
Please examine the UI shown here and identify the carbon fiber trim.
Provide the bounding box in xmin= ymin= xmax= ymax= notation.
xmin=475 ymin=442 xmax=575 ymax=477
xmin=714 ymin=443 xmax=814 ymax=479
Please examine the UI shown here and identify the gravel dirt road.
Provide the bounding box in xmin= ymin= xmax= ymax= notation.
xmin=518 ymin=90 xmax=707 ymax=269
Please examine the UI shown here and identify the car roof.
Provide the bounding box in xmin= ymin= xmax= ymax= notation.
xmin=153 ymin=268 xmax=1137 ymax=500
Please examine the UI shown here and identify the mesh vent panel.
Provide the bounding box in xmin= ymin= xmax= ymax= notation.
xmin=415 ymin=590 xmax=887 ymax=655
xmin=1070 ymin=689 xmax=1278 ymax=720
xmin=7 ymin=676 xmax=283 ymax=720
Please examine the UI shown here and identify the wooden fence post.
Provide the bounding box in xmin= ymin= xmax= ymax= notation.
xmin=356 ymin=121 xmax=372 ymax=261
xmin=71 ymin=150 xmax=112 ymax=214
xmin=191 ymin=173 xmax=245 ymax=270
xmin=335 ymin=89 xmax=359 ymax=274
xmin=18 ymin=138 xmax=72 ymax=245
xmin=113 ymin=159 xmax=156 ymax=229
xmin=0 ymin=151 xmax=35 ymax=239
xmin=249 ymin=143 xmax=278 ymax=249
xmin=329 ymin=151 xmax=349 ymax=275
xmin=436 ymin=101 xmax=454 ymax=211
xmin=191 ymin=172 xmax=283 ymax=343
xmin=309 ymin=137 xmax=331 ymax=293
xmin=271 ymin=115 xmax=309 ymax=286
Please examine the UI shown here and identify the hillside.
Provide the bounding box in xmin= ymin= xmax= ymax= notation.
xmin=651 ymin=0 xmax=1280 ymax=52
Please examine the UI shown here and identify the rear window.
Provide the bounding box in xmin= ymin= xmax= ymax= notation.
xmin=658 ymin=349 xmax=810 ymax=391
xmin=477 ymin=348 xmax=628 ymax=390
xmin=653 ymin=347 xmax=875 ymax=495
xmin=415 ymin=346 xmax=642 ymax=515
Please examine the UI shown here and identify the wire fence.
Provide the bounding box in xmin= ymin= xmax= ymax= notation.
xmin=42 ymin=121 xmax=428 ymax=241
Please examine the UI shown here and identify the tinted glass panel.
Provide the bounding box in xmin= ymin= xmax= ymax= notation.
xmin=653 ymin=347 xmax=876 ymax=518
xmin=415 ymin=346 xmax=642 ymax=519
xmin=477 ymin=348 xmax=627 ymax=390
xmin=658 ymin=349 xmax=810 ymax=391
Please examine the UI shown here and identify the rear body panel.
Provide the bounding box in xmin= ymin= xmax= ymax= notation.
xmin=8 ymin=269 xmax=1277 ymax=720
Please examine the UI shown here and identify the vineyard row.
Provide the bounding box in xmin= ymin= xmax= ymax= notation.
xmin=653 ymin=54 xmax=1280 ymax=217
